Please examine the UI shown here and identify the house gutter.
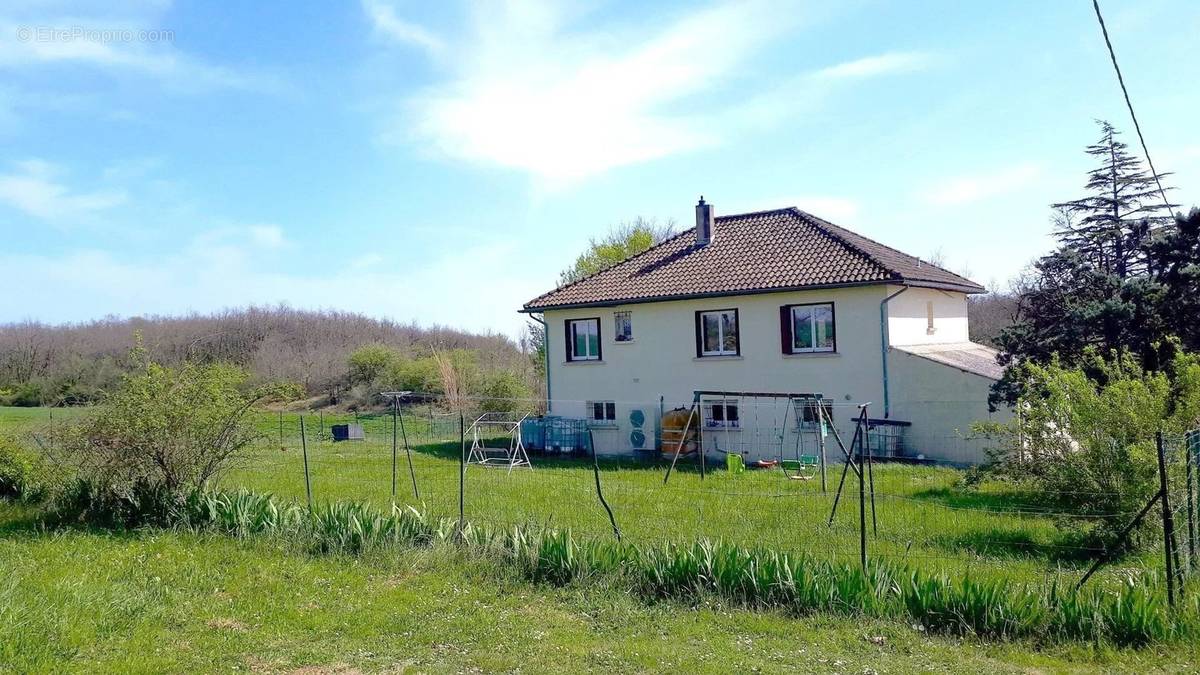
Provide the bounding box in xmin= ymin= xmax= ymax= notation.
xmin=879 ymin=285 xmax=910 ymax=419
xmin=529 ymin=313 xmax=551 ymax=413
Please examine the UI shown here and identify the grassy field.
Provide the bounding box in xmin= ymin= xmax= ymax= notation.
xmin=220 ymin=409 xmax=1159 ymax=589
xmin=2 ymin=503 xmax=1196 ymax=673
xmin=1 ymin=405 xmax=1189 ymax=671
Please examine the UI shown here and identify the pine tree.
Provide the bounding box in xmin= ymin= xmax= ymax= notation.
xmin=1052 ymin=120 xmax=1177 ymax=279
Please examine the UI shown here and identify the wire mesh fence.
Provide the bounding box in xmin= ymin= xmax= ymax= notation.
xmin=216 ymin=393 xmax=1200 ymax=592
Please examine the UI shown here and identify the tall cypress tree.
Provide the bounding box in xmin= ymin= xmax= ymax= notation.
xmin=1052 ymin=120 xmax=1177 ymax=279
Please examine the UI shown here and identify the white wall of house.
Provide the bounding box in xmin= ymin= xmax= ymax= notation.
xmin=886 ymin=286 xmax=970 ymax=346
xmin=540 ymin=283 xmax=1001 ymax=463
xmin=545 ymin=285 xmax=888 ymax=457
xmin=887 ymin=349 xmax=1010 ymax=465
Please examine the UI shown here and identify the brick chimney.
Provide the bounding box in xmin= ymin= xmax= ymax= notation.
xmin=695 ymin=196 xmax=714 ymax=247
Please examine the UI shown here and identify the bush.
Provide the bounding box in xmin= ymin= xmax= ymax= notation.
xmin=50 ymin=361 xmax=264 ymax=526
xmin=978 ymin=349 xmax=1200 ymax=549
xmin=0 ymin=434 xmax=50 ymax=502
xmin=478 ymin=371 xmax=534 ymax=414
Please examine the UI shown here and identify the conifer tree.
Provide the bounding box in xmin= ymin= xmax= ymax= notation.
xmin=1052 ymin=120 xmax=1177 ymax=279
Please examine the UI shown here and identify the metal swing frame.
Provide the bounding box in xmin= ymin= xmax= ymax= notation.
xmin=466 ymin=412 xmax=533 ymax=472
xmin=663 ymin=390 xmax=828 ymax=488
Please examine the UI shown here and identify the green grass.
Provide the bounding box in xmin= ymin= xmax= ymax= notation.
xmin=218 ymin=408 xmax=1161 ymax=589
xmin=2 ymin=404 xmax=1193 ymax=670
xmin=2 ymin=502 xmax=1197 ymax=673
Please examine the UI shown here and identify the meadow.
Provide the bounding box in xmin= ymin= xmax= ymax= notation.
xmin=1 ymin=405 xmax=1192 ymax=672
xmin=222 ymin=408 xmax=1159 ymax=589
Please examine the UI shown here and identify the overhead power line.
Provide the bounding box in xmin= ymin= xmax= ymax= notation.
xmin=1090 ymin=0 xmax=1175 ymax=215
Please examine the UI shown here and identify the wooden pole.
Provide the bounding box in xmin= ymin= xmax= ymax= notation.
xmin=300 ymin=415 xmax=312 ymax=509
xmin=1076 ymin=491 xmax=1161 ymax=590
xmin=589 ymin=429 xmax=621 ymax=542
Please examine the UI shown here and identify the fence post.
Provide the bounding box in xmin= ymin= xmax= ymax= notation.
xmin=588 ymin=429 xmax=622 ymax=542
xmin=278 ymin=410 xmax=284 ymax=449
xmin=817 ymin=400 xmax=828 ymax=493
xmin=857 ymin=408 xmax=868 ymax=573
xmin=1158 ymin=431 xmax=1177 ymax=606
xmin=399 ymin=402 xmax=418 ymax=500
xmin=391 ymin=398 xmax=398 ymax=504
xmin=300 ymin=415 xmax=312 ymax=509
xmin=458 ymin=411 xmax=466 ymax=537
xmin=1187 ymin=434 xmax=1196 ymax=572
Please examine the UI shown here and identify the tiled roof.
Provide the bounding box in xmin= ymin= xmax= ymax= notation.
xmin=523 ymin=207 xmax=985 ymax=311
xmin=893 ymin=342 xmax=1005 ymax=380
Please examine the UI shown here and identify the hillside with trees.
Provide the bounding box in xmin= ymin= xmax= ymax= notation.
xmin=0 ymin=306 xmax=541 ymax=409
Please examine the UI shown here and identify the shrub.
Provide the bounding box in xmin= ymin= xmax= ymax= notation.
xmin=50 ymin=361 xmax=264 ymax=526
xmin=0 ymin=434 xmax=50 ymax=502
xmin=478 ymin=371 xmax=534 ymax=414
xmin=978 ymin=350 xmax=1200 ymax=549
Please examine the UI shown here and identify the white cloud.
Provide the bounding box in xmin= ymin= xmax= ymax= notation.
xmin=362 ymin=0 xmax=443 ymax=54
xmin=389 ymin=0 xmax=807 ymax=185
xmin=0 ymin=159 xmax=126 ymax=221
xmin=920 ymin=163 xmax=1042 ymax=207
xmin=812 ymin=52 xmax=933 ymax=80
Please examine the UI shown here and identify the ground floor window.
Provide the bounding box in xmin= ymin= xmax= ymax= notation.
xmin=796 ymin=398 xmax=834 ymax=429
xmin=703 ymin=399 xmax=740 ymax=428
xmin=588 ymin=400 xmax=617 ymax=424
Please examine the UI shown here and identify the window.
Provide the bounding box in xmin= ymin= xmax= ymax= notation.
xmin=566 ymin=318 xmax=601 ymax=361
xmin=781 ymin=303 xmax=835 ymax=354
xmin=796 ymin=398 xmax=834 ymax=430
xmin=588 ymin=400 xmax=617 ymax=424
xmin=614 ymin=311 xmax=633 ymax=342
xmin=696 ymin=309 xmax=739 ymax=357
xmin=703 ymin=400 xmax=740 ymax=428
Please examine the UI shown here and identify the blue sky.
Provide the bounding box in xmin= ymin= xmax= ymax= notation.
xmin=1 ymin=0 xmax=1197 ymax=337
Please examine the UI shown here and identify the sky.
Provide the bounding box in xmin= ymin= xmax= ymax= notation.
xmin=1 ymin=0 xmax=1198 ymax=338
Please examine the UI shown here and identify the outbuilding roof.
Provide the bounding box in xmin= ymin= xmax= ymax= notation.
xmin=523 ymin=207 xmax=985 ymax=311
xmin=892 ymin=342 xmax=1005 ymax=381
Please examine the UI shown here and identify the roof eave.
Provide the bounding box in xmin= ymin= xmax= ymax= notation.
xmin=521 ymin=279 xmax=889 ymax=313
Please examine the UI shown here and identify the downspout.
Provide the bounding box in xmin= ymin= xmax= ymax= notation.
xmin=879 ymin=285 xmax=910 ymax=419
xmin=530 ymin=314 xmax=550 ymax=413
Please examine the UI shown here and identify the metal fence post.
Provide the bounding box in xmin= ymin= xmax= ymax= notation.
xmin=458 ymin=411 xmax=466 ymax=537
xmin=300 ymin=415 xmax=312 ymax=509
xmin=1158 ymin=431 xmax=1177 ymax=606
xmin=858 ymin=408 xmax=868 ymax=572
xmin=1187 ymin=434 xmax=1196 ymax=572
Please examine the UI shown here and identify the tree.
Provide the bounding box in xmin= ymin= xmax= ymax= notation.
xmin=1052 ymin=120 xmax=1177 ymax=279
xmin=559 ymin=217 xmax=676 ymax=286
xmin=992 ymin=209 xmax=1199 ymax=408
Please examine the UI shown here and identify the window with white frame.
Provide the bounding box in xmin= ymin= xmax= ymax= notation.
xmin=796 ymin=398 xmax=834 ymax=430
xmin=787 ymin=303 xmax=836 ymax=353
xmin=587 ymin=400 xmax=617 ymax=424
xmin=697 ymin=309 xmax=739 ymax=356
xmin=703 ymin=399 xmax=740 ymax=428
xmin=566 ymin=318 xmax=601 ymax=361
xmin=614 ymin=311 xmax=633 ymax=342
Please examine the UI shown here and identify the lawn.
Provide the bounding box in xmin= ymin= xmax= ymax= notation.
xmin=1 ymin=502 xmax=1196 ymax=673
xmin=222 ymin=409 xmax=1159 ymax=588
xmin=0 ymin=405 xmax=1188 ymax=671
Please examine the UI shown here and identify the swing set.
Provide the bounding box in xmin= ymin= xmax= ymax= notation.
xmin=466 ymin=412 xmax=533 ymax=472
xmin=662 ymin=390 xmax=832 ymax=488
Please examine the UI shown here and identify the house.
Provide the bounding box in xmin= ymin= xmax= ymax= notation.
xmin=520 ymin=199 xmax=1008 ymax=465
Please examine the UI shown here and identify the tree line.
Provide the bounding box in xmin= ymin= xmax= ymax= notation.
xmin=0 ymin=306 xmax=541 ymax=409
